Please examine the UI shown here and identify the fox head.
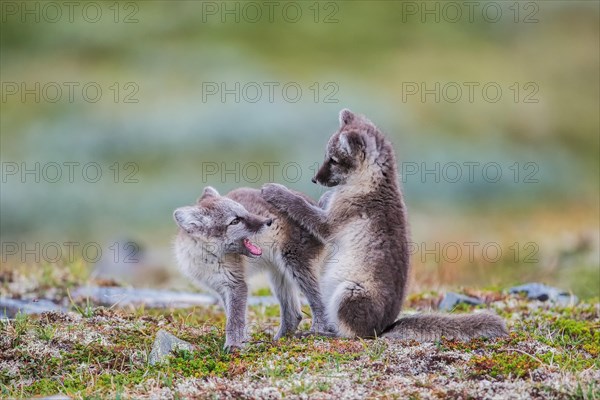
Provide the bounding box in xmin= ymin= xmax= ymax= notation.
xmin=173 ymin=187 xmax=272 ymax=258
xmin=312 ymin=109 xmax=377 ymax=187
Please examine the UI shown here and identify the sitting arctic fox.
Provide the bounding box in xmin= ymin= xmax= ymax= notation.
xmin=262 ymin=109 xmax=508 ymax=340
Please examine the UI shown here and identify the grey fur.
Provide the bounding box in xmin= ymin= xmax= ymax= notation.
xmin=263 ymin=109 xmax=508 ymax=341
xmin=381 ymin=313 xmax=507 ymax=341
xmin=174 ymin=186 xmax=332 ymax=350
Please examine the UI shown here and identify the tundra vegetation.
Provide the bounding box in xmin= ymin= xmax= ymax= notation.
xmin=1 ymin=260 xmax=598 ymax=399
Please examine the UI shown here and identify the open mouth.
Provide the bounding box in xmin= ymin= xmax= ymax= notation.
xmin=242 ymin=238 xmax=262 ymax=257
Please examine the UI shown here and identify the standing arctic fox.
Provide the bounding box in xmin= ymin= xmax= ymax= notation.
xmin=262 ymin=109 xmax=507 ymax=340
xmin=173 ymin=186 xmax=331 ymax=350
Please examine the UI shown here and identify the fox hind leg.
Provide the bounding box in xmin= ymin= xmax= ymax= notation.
xmin=269 ymin=270 xmax=302 ymax=340
xmin=329 ymin=281 xmax=385 ymax=338
xmin=282 ymin=256 xmax=336 ymax=336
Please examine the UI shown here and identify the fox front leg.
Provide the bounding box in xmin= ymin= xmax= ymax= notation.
xmin=221 ymin=282 xmax=249 ymax=352
xmin=261 ymin=183 xmax=330 ymax=241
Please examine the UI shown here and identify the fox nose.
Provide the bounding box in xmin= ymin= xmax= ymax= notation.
xmin=265 ymin=218 xmax=273 ymax=227
xmin=311 ymin=177 xmax=317 ymax=184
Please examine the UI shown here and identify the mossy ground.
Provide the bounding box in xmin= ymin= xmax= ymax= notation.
xmin=1 ymin=262 xmax=599 ymax=398
xmin=1 ymin=290 xmax=598 ymax=399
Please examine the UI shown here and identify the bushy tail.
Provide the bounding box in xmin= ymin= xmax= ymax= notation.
xmin=381 ymin=312 xmax=508 ymax=341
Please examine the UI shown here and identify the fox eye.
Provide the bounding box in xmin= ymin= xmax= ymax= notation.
xmin=329 ymin=157 xmax=338 ymax=165
xmin=230 ymin=217 xmax=241 ymax=225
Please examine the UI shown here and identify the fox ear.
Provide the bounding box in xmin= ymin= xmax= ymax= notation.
xmin=339 ymin=109 xmax=355 ymax=127
xmin=338 ymin=130 xmax=366 ymax=157
xmin=198 ymin=186 xmax=219 ymax=203
xmin=174 ymin=206 xmax=209 ymax=233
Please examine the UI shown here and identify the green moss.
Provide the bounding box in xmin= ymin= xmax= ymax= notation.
xmin=439 ymin=336 xmax=506 ymax=353
xmin=252 ymin=287 xmax=272 ymax=296
xmin=582 ymin=342 xmax=599 ymax=357
xmin=0 ymin=369 xmax=11 ymax=386
xmin=146 ymin=307 xmax=227 ymax=330
xmin=62 ymin=375 xmax=89 ymax=393
xmin=449 ymin=302 xmax=476 ymax=312
xmin=470 ymin=352 xmax=540 ymax=379
xmin=167 ymin=349 xmax=230 ymax=378
xmin=35 ymin=324 xmax=57 ymax=342
xmin=534 ymin=316 xmax=600 ymax=362
xmin=263 ymin=305 xmax=281 ymax=318
xmin=27 ymin=378 xmax=61 ymax=396
xmin=537 ymin=351 xmax=598 ymax=373
xmin=551 ymin=318 xmax=599 ymax=343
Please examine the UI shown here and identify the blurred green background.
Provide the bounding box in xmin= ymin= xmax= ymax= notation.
xmin=1 ymin=1 xmax=598 ymax=297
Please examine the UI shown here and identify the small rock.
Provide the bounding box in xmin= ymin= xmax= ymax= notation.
xmin=0 ymin=297 xmax=66 ymax=318
xmin=149 ymin=329 xmax=195 ymax=365
xmin=39 ymin=395 xmax=71 ymax=400
xmin=439 ymin=292 xmax=483 ymax=311
xmin=71 ymin=286 xmax=293 ymax=309
xmin=247 ymin=296 xmax=282 ymax=306
xmin=72 ymin=287 xmax=217 ymax=309
xmin=509 ymin=283 xmax=578 ymax=306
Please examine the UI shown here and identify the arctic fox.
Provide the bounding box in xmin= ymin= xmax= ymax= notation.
xmin=262 ymin=109 xmax=507 ymax=340
xmin=173 ymin=186 xmax=332 ymax=350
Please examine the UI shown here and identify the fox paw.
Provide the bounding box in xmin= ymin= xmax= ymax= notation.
xmin=273 ymin=330 xmax=294 ymax=341
xmin=261 ymin=183 xmax=292 ymax=210
xmin=223 ymin=340 xmax=245 ymax=353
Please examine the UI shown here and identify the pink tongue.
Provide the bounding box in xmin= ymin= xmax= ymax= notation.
xmin=243 ymin=238 xmax=262 ymax=256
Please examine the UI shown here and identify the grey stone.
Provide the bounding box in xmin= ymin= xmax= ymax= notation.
xmin=509 ymin=283 xmax=578 ymax=306
xmin=149 ymin=329 xmax=195 ymax=365
xmin=248 ymin=296 xmax=282 ymax=306
xmin=439 ymin=292 xmax=483 ymax=311
xmin=0 ymin=297 xmax=66 ymax=318
xmin=39 ymin=395 xmax=71 ymax=400
xmin=71 ymin=286 xmax=293 ymax=309
xmin=72 ymin=287 xmax=217 ymax=308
